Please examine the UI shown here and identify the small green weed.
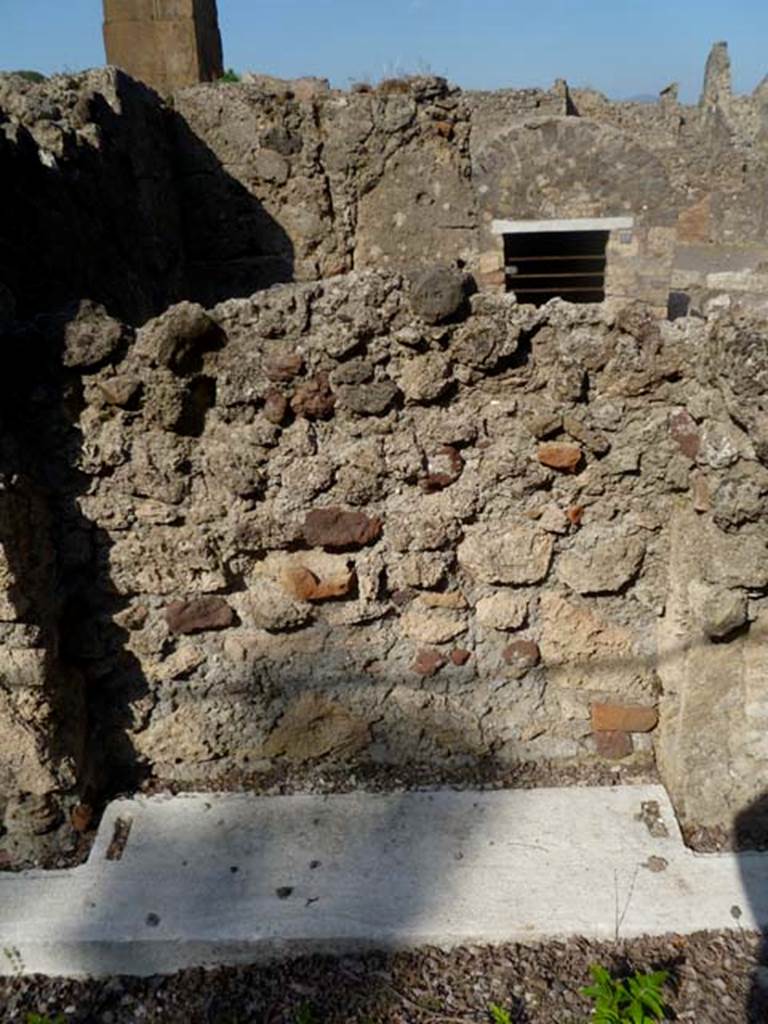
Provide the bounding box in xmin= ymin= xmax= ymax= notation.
xmin=580 ymin=964 xmax=669 ymax=1023
xmin=488 ymin=1003 xmax=514 ymax=1024
xmin=294 ymin=1003 xmax=316 ymax=1024
xmin=219 ymin=68 xmax=241 ymax=83
xmin=26 ymin=1014 xmax=66 ymax=1024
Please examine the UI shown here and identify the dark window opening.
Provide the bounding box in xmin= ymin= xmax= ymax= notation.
xmin=504 ymin=230 xmax=609 ymax=306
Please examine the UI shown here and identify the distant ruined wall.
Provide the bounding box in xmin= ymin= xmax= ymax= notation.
xmin=171 ymin=53 xmax=768 ymax=313
xmin=1 ymin=60 xmax=767 ymax=322
xmin=172 ymin=76 xmax=680 ymax=310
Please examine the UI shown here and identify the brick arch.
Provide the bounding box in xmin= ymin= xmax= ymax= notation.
xmin=472 ymin=116 xmax=679 ymax=227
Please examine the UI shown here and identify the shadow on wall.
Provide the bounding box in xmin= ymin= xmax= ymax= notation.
xmin=0 ymin=307 xmax=152 ymax=833
xmin=0 ymin=71 xmax=294 ymax=326
xmin=169 ymin=109 xmax=295 ymax=309
xmin=1 ymin=80 xmax=182 ymax=324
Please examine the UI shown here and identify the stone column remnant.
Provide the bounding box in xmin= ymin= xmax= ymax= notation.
xmin=103 ymin=0 xmax=224 ymax=95
xmin=700 ymin=40 xmax=732 ymax=112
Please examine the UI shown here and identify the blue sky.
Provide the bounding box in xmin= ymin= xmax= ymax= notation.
xmin=1 ymin=0 xmax=767 ymax=103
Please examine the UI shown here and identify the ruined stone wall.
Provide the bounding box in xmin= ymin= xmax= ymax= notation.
xmin=2 ymin=68 xmax=768 ymax=859
xmin=3 ymin=267 xmax=768 ymax=855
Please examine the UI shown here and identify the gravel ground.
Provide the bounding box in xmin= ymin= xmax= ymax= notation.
xmin=1 ymin=930 xmax=766 ymax=1023
xmin=145 ymin=756 xmax=661 ymax=800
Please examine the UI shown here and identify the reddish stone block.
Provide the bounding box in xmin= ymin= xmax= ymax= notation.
xmin=263 ymin=351 xmax=304 ymax=382
xmin=503 ymin=639 xmax=541 ymax=671
xmin=303 ymin=507 xmax=382 ymax=550
xmin=591 ymin=703 xmax=659 ymax=734
xmin=164 ymin=596 xmax=235 ymax=635
xmin=263 ymin=387 xmax=289 ymax=425
xmin=593 ymin=730 xmax=634 ymax=760
xmin=71 ymin=803 xmax=94 ymax=833
xmin=669 ymin=409 xmax=700 ymax=459
xmin=451 ymin=648 xmax=472 ymax=666
xmin=537 ymin=442 xmax=583 ymax=473
xmin=291 ymin=373 xmax=335 ymax=420
xmin=413 ymin=649 xmax=447 ymax=676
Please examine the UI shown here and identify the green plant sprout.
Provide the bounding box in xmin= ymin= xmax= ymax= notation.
xmin=581 ymin=964 xmax=669 ymax=1023
xmin=488 ymin=1003 xmax=514 ymax=1024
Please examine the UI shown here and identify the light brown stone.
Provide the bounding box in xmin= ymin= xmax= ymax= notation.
xmin=539 ymin=593 xmax=656 ymax=695
xmin=263 ymin=694 xmax=370 ymax=762
xmin=475 ymin=591 xmax=528 ymax=631
xmin=400 ymin=606 xmax=467 ymax=644
xmin=558 ymin=528 xmax=645 ymax=595
xmin=246 ymin=579 xmax=313 ymax=632
xmin=0 ymin=690 xmax=59 ymax=796
xmin=418 ymin=590 xmax=467 ymax=609
xmin=458 ymin=522 xmax=553 ymax=585
xmin=676 ymin=194 xmax=712 ymax=244
xmin=133 ymin=704 xmax=217 ymax=769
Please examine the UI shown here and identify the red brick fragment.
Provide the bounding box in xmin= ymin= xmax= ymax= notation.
xmin=593 ymin=730 xmax=634 ymax=760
